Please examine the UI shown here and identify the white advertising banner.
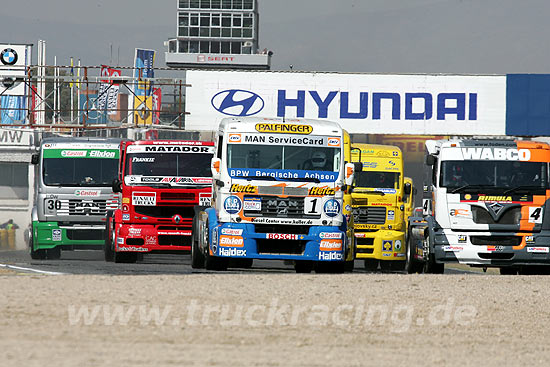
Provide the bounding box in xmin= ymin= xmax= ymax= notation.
xmin=0 ymin=44 xmax=31 ymax=96
xmin=185 ymin=71 xmax=507 ymax=135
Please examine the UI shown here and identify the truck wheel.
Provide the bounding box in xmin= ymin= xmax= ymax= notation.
xmin=294 ymin=260 xmax=313 ymax=273
xmin=46 ymin=247 xmax=61 ymax=260
xmin=364 ymin=259 xmax=378 ymax=271
xmin=203 ymin=219 xmax=228 ymax=271
xmin=191 ymin=217 xmax=205 ymax=269
xmin=500 ymin=267 xmax=518 ymax=275
xmin=29 ymin=235 xmax=46 ymax=260
xmin=104 ymin=217 xmax=114 ymax=262
xmin=405 ymin=235 xmax=423 ymax=274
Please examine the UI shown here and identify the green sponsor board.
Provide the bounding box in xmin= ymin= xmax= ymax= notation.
xmin=43 ymin=149 xmax=119 ymax=159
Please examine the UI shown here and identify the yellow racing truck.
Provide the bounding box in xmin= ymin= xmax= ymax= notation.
xmin=350 ymin=144 xmax=412 ymax=271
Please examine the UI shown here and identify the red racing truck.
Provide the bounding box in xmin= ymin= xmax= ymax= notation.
xmin=105 ymin=140 xmax=214 ymax=263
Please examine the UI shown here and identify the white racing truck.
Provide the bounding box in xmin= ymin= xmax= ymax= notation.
xmin=193 ymin=117 xmax=356 ymax=272
xmin=407 ymin=139 xmax=550 ymax=274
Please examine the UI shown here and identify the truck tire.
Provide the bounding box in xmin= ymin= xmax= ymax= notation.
xmin=191 ymin=217 xmax=205 ymax=269
xmin=364 ymin=259 xmax=378 ymax=271
xmin=405 ymin=234 xmax=423 ymax=274
xmin=423 ymin=235 xmax=444 ymax=274
xmin=203 ymin=218 xmax=228 ymax=271
xmin=294 ymin=260 xmax=314 ymax=273
xmin=46 ymin=247 xmax=61 ymax=260
xmin=104 ymin=215 xmax=114 ymax=262
xmin=29 ymin=233 xmax=46 ymax=260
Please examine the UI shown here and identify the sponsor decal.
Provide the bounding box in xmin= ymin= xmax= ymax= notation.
xmin=219 ymin=248 xmax=247 ymax=257
xmin=345 ymin=204 xmax=351 ymax=212
xmin=487 ymin=245 xmax=505 ymax=252
xmin=266 ymin=233 xmax=302 ymax=240
xmin=382 ymin=253 xmax=392 ymax=257
xmin=458 ymin=235 xmax=467 ymax=243
xmin=229 ymin=168 xmax=338 ymax=182
xmin=525 ymin=235 xmax=535 ymax=244
xmin=320 ymin=239 xmax=343 ymax=251
xmin=212 ymin=90 xmax=264 ymax=117
xmin=477 ymin=195 xmax=512 ymax=203
xmin=450 ymin=208 xmax=471 ymax=217
xmin=132 ymin=192 xmax=156 ymax=206
xmin=461 ymin=193 xmax=532 ymax=203
xmin=192 ymin=178 xmax=212 ymax=184
xmin=308 ymin=187 xmax=335 ymax=196
xmin=117 ymin=237 xmax=124 ymax=245
xmin=255 ymin=123 xmax=313 ymax=135
xmin=528 ymin=207 xmax=543 ymax=224
xmin=370 ymin=202 xmax=392 ymax=206
xmin=375 ymin=188 xmax=397 ymax=194
xmin=327 ymin=137 xmax=341 ymax=147
xmin=61 ymin=150 xmax=87 ymax=157
xmin=224 ymin=196 xmax=242 ymax=214
xmin=251 ymin=217 xmax=314 ymax=225
xmin=394 ymin=240 xmax=402 ymax=251
xmin=199 ymin=193 xmax=211 ymax=206
xmin=118 ymin=246 xmax=149 ymax=252
xmin=74 ymin=189 xmax=101 ymax=197
xmin=228 ymin=133 xmax=242 ymax=143
xmin=354 ymin=232 xmax=372 ymax=238
xmin=324 ymin=199 xmax=340 ymax=218
xmin=128 ymin=228 xmax=141 ymax=236
xmin=382 ymin=240 xmax=393 ymax=252
xmin=221 ymin=228 xmax=243 ymax=236
xmin=142 ymin=145 xmax=213 ymax=153
xmin=145 ymin=236 xmax=157 ymax=246
xmin=396 ymin=253 xmax=406 ymax=258
xmin=243 ymin=197 xmax=261 ymax=211
xmin=527 ymin=247 xmax=549 ymax=253
xmin=132 ymin=157 xmax=155 ymax=163
xmin=318 ymin=252 xmax=343 ymax=260
xmin=157 ymin=231 xmax=192 ymax=236
xmin=52 ymin=229 xmax=62 ymax=241
xmin=461 ymin=148 xmax=531 ymax=161
xmin=387 ymin=210 xmax=395 ymax=221
xmin=230 ymin=184 xmax=257 ymax=193
xmin=362 ymin=162 xmax=378 ymax=169
xmin=122 ymin=214 xmax=130 ymax=221
xmin=319 ymin=232 xmax=342 ymax=239
xmin=89 ymin=150 xmax=116 ymax=158
xmin=443 ymin=245 xmax=464 ymax=252
xmin=219 ymin=235 xmax=244 ymax=247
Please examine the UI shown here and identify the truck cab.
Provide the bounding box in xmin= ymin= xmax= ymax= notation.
xmin=349 ymin=144 xmax=411 ymax=271
xmin=30 ymin=137 xmax=121 ymax=259
xmin=194 ymin=117 xmax=356 ymax=272
xmin=105 ymin=140 xmax=214 ymax=263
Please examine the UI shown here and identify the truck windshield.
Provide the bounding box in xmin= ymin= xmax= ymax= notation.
xmin=440 ymin=160 xmax=549 ymax=189
xmin=355 ymin=171 xmax=400 ymax=189
xmin=125 ymin=153 xmax=212 ymax=177
xmin=227 ymin=144 xmax=340 ymax=172
xmin=43 ymin=158 xmax=118 ymax=187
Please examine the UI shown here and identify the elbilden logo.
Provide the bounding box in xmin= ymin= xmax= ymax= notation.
xmin=0 ymin=48 xmax=18 ymax=66
xmin=211 ymin=89 xmax=264 ymax=117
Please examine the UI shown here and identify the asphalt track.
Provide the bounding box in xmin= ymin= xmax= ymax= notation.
xmin=0 ymin=249 xmax=476 ymax=275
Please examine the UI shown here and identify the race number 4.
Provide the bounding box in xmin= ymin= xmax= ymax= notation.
xmin=529 ymin=207 xmax=543 ymax=224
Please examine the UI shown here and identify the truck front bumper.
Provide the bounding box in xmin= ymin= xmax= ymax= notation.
xmin=32 ymin=221 xmax=105 ymax=250
xmin=354 ymin=230 xmax=405 ymax=261
xmin=114 ymin=224 xmax=192 ymax=253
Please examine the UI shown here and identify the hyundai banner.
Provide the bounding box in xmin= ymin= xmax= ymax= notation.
xmin=185 ymin=71 xmax=507 ymax=135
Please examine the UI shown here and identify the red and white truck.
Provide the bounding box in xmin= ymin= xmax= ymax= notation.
xmin=104 ymin=140 xmax=214 ymax=263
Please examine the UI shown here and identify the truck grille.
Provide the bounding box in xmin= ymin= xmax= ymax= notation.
xmin=58 ymin=199 xmax=108 ymax=216
xmin=471 ymin=206 xmax=521 ymax=225
xmin=134 ymin=206 xmax=195 ymax=219
xmin=244 ymin=197 xmax=318 ymax=218
xmin=353 ymin=207 xmax=386 ymax=224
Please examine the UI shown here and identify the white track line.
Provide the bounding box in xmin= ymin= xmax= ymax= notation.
xmin=0 ymin=263 xmax=66 ymax=275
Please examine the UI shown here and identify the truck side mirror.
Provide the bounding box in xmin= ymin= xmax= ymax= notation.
xmin=31 ymin=153 xmax=39 ymax=165
xmin=344 ymin=162 xmax=355 ymax=186
xmin=425 ymin=154 xmax=435 ymax=166
xmin=353 ymin=162 xmax=362 ymax=173
xmin=404 ymin=182 xmax=412 ymax=195
xmin=211 ymin=157 xmax=221 ymax=181
xmin=111 ymin=178 xmax=122 ymax=193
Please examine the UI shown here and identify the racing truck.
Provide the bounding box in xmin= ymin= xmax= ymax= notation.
xmin=105 ymin=140 xmax=214 ymax=263
xmin=349 ymin=144 xmax=412 ymax=271
xmin=407 ymin=139 xmax=550 ymax=274
xmin=30 ymin=137 xmax=121 ymax=259
xmin=193 ymin=117 xmax=357 ymax=273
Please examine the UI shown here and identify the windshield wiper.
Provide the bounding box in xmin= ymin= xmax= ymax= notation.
xmin=285 ymin=177 xmax=321 ymax=183
xmin=238 ymin=175 xmax=277 ymax=181
xmin=449 ymin=185 xmax=486 ymax=194
xmin=504 ymin=185 xmax=543 ymax=194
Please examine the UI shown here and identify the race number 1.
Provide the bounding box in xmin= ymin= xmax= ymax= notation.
xmin=304 ymin=197 xmax=321 ymax=215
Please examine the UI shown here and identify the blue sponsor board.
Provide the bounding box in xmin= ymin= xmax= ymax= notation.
xmin=134 ymin=49 xmax=155 ymax=97
xmin=228 ymin=168 xmax=338 ymax=182
xmin=506 ymin=74 xmax=550 ymax=136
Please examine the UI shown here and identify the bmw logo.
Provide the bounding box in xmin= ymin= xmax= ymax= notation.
xmin=211 ymin=89 xmax=264 ymax=117
xmin=1 ymin=48 xmax=18 ymax=66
